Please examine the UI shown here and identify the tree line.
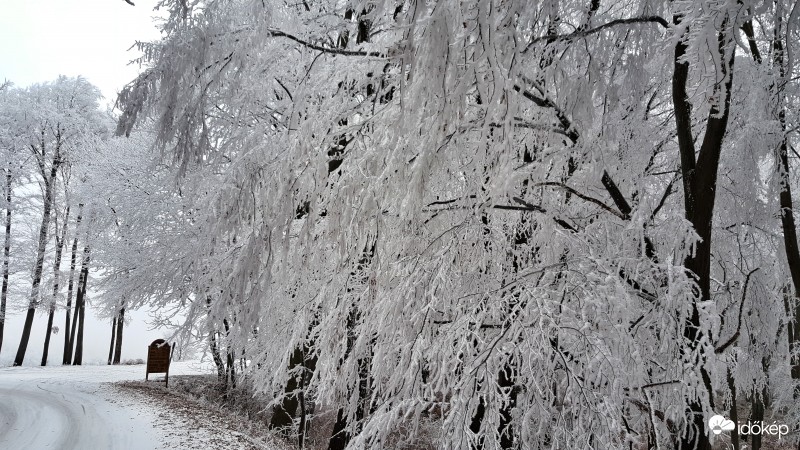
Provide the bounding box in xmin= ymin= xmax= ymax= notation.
xmin=4 ymin=0 xmax=800 ymax=449
xmin=111 ymin=0 xmax=800 ymax=449
xmin=0 ymin=77 xmax=135 ymax=367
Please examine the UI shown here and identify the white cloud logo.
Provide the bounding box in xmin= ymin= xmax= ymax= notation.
xmin=709 ymin=415 xmax=735 ymax=435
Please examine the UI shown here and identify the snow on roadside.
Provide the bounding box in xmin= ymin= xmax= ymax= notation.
xmin=0 ymin=361 xmax=286 ymax=450
xmin=114 ymin=380 xmax=291 ymax=450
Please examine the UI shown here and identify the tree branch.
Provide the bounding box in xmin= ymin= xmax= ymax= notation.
xmin=600 ymin=172 xmax=632 ymax=219
xmin=267 ymin=29 xmax=386 ymax=57
xmin=536 ymin=181 xmax=626 ymax=219
xmin=523 ymin=16 xmax=668 ymax=53
xmin=715 ymin=268 xmax=759 ymax=354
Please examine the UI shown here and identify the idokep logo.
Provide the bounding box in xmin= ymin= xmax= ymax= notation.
xmin=709 ymin=415 xmax=735 ymax=435
xmin=708 ymin=414 xmax=790 ymax=440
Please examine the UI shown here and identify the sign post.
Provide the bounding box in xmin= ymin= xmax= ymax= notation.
xmin=145 ymin=339 xmax=173 ymax=387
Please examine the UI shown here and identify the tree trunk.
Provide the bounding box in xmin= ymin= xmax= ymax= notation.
xmin=14 ymin=135 xmax=62 ymax=366
xmin=726 ymin=369 xmax=740 ymax=450
xmin=209 ymin=330 xmax=225 ymax=380
xmin=72 ymin=246 xmax=90 ymax=365
xmin=672 ymin=13 xmax=735 ymax=450
xmin=0 ymin=164 xmax=12 ymax=355
xmin=327 ymin=241 xmax=376 ymax=450
xmin=748 ymin=380 xmax=768 ymax=450
xmin=108 ymin=317 xmax=117 ymax=365
xmin=270 ymin=345 xmax=306 ymax=433
xmin=113 ymin=307 xmax=124 ymax=364
xmin=42 ymin=206 xmax=69 ymax=366
xmin=223 ymin=317 xmax=236 ymax=388
xmin=62 ymin=205 xmax=82 ymax=364
xmin=204 ymin=294 xmax=226 ymax=381
xmin=770 ymin=14 xmax=800 ymax=410
xmin=328 ymin=308 xmax=371 ymax=450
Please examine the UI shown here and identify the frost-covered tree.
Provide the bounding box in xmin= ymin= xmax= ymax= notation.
xmin=9 ymin=76 xmax=107 ymax=367
xmin=114 ymin=0 xmax=800 ymax=448
xmin=0 ymin=81 xmax=20 ymax=356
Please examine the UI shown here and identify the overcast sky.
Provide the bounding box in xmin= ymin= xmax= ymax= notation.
xmin=0 ymin=1 xmax=191 ymax=366
xmin=0 ymin=0 xmax=163 ymax=103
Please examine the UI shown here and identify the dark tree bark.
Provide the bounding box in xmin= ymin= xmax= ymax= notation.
xmin=72 ymin=246 xmax=90 ymax=365
xmin=327 ymin=241 xmax=376 ymax=450
xmin=770 ymin=14 xmax=800 ymax=409
xmin=204 ymin=294 xmax=226 ymax=381
xmin=327 ymin=312 xmax=367 ymax=450
xmin=42 ymin=206 xmax=69 ymax=366
xmin=269 ymin=346 xmax=306 ymax=433
xmin=209 ymin=330 xmax=225 ymax=380
xmin=672 ymin=13 xmax=735 ymax=450
xmin=15 ymin=130 xmax=63 ymax=366
xmin=223 ymin=317 xmax=236 ymax=388
xmin=726 ymin=369 xmax=740 ymax=450
xmin=0 ymin=164 xmax=12 ymax=355
xmin=62 ymin=205 xmax=82 ymax=365
xmin=41 ymin=305 xmax=57 ymax=366
xmin=270 ymin=338 xmax=318 ymax=448
xmin=113 ymin=307 xmax=125 ymax=364
xmin=108 ymin=316 xmax=117 ymax=365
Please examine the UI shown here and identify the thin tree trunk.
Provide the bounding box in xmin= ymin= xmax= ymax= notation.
xmin=205 ymin=295 xmax=226 ymax=381
xmin=726 ymin=369 xmax=740 ymax=450
xmin=108 ymin=317 xmax=117 ymax=365
xmin=63 ymin=205 xmax=82 ymax=364
xmin=223 ymin=317 xmax=236 ymax=388
xmin=42 ymin=206 xmax=69 ymax=366
xmin=14 ymin=134 xmax=62 ymax=366
xmin=748 ymin=371 xmax=768 ymax=450
xmin=72 ymin=246 xmax=89 ymax=365
xmin=67 ymin=254 xmax=84 ymax=363
xmin=209 ymin=330 xmax=225 ymax=380
xmin=113 ymin=307 xmax=124 ymax=364
xmin=0 ymin=164 xmax=11 ymax=355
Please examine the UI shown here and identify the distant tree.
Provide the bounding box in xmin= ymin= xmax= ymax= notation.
xmin=71 ymin=243 xmax=90 ymax=365
xmin=41 ymin=202 xmax=69 ymax=366
xmin=11 ymin=76 xmax=105 ymax=367
xmin=62 ymin=203 xmax=83 ymax=364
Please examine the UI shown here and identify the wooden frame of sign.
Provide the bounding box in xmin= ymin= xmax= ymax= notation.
xmin=145 ymin=339 xmax=173 ymax=387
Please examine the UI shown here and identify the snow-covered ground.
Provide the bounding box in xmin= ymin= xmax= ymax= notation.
xmin=0 ymin=361 xmax=282 ymax=449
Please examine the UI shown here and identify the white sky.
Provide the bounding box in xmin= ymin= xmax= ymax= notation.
xmin=0 ymin=0 xmax=164 ymax=104
xmin=0 ymin=1 xmax=183 ymax=366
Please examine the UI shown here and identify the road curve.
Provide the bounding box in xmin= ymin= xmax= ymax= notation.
xmin=0 ymin=367 xmax=165 ymax=450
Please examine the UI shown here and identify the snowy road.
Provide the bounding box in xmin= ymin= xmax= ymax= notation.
xmin=0 ymin=361 xmax=261 ymax=450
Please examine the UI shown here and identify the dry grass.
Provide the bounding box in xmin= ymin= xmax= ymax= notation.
xmin=121 ymin=375 xmax=440 ymax=449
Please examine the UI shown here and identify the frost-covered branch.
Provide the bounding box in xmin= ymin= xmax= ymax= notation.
xmin=715 ymin=268 xmax=759 ymax=354
xmin=523 ymin=16 xmax=669 ymax=52
xmin=266 ymin=29 xmax=386 ymax=58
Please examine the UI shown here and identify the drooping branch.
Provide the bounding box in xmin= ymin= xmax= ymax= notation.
xmin=715 ymin=268 xmax=759 ymax=354
xmin=523 ymin=16 xmax=669 ymax=52
xmin=266 ymin=29 xmax=386 ymax=58
xmin=535 ymin=181 xmax=627 ymax=219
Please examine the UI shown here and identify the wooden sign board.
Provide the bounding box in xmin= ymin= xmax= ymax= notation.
xmin=146 ymin=339 xmax=173 ymax=387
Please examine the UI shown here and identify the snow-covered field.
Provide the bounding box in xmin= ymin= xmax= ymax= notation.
xmin=0 ymin=361 xmax=281 ymax=450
